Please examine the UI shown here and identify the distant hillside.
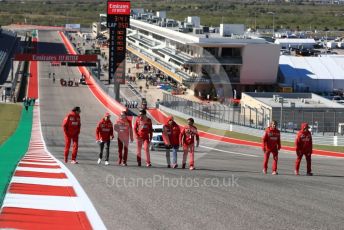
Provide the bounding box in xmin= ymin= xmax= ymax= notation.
xmin=0 ymin=0 xmax=344 ymax=32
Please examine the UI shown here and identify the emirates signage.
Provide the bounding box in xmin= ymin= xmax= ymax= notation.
xmin=107 ymin=1 xmax=131 ymax=15
xmin=14 ymin=54 xmax=98 ymax=62
xmin=107 ymin=0 xmax=130 ymax=85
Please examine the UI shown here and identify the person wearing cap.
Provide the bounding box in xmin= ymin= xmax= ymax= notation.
xmin=62 ymin=106 xmax=81 ymax=164
xmin=162 ymin=116 xmax=180 ymax=168
xmin=262 ymin=120 xmax=281 ymax=175
xmin=295 ymin=123 xmax=313 ymax=176
xmin=134 ymin=109 xmax=153 ymax=167
xmin=96 ymin=112 xmax=114 ymax=166
xmin=179 ymin=118 xmax=199 ymax=170
xmin=114 ymin=111 xmax=133 ymax=166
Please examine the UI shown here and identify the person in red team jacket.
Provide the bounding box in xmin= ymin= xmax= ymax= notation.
xmin=262 ymin=120 xmax=281 ymax=175
xmin=162 ymin=116 xmax=181 ymax=168
xmin=295 ymin=123 xmax=313 ymax=176
xmin=134 ymin=109 xmax=153 ymax=167
xmin=62 ymin=106 xmax=81 ymax=164
xmin=96 ymin=112 xmax=114 ymax=166
xmin=114 ymin=111 xmax=133 ymax=166
xmin=180 ymin=118 xmax=199 ymax=171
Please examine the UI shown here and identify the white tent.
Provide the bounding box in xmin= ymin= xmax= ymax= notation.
xmin=275 ymin=38 xmax=316 ymax=49
xmin=279 ymin=55 xmax=344 ymax=92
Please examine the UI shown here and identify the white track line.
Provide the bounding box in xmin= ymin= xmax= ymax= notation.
xmin=22 ymin=156 xmax=54 ymax=158
xmin=19 ymin=161 xmax=59 ymax=166
xmin=3 ymin=194 xmax=83 ymax=212
xmin=21 ymin=161 xmax=57 ymax=164
xmin=11 ymin=177 xmax=72 ymax=186
xmin=199 ymin=145 xmax=259 ymax=157
xmin=16 ymin=167 xmax=63 ymax=173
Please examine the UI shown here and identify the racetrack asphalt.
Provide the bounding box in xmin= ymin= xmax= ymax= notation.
xmin=38 ymin=30 xmax=344 ymax=230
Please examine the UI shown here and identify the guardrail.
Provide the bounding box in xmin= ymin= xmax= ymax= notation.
xmin=127 ymin=83 xmax=143 ymax=98
xmin=10 ymin=61 xmax=23 ymax=101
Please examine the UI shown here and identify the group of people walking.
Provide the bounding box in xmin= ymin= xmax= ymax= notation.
xmin=62 ymin=107 xmax=312 ymax=174
xmin=162 ymin=116 xmax=200 ymax=170
xmin=23 ymin=97 xmax=36 ymax=111
xmin=262 ymin=120 xmax=313 ymax=176
xmin=62 ymin=107 xmax=199 ymax=170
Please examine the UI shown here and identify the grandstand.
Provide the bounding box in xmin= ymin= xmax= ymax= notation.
xmin=0 ymin=30 xmax=17 ymax=83
xmin=0 ymin=51 xmax=6 ymax=65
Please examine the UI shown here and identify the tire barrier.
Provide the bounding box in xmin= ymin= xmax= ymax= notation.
xmin=60 ymin=78 xmax=79 ymax=87
xmin=60 ymin=79 xmax=67 ymax=87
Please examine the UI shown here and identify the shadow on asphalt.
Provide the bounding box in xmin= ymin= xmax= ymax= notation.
xmin=195 ymin=168 xmax=260 ymax=174
xmin=312 ymin=175 xmax=344 ymax=178
xmin=37 ymin=41 xmax=68 ymax=54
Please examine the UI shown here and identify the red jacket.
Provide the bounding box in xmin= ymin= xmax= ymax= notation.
xmin=96 ymin=118 xmax=114 ymax=142
xmin=62 ymin=111 xmax=81 ymax=137
xmin=134 ymin=116 xmax=153 ymax=140
xmin=295 ymin=123 xmax=312 ymax=154
xmin=162 ymin=118 xmax=180 ymax=146
xmin=262 ymin=127 xmax=281 ymax=152
xmin=180 ymin=125 xmax=199 ymax=146
xmin=114 ymin=117 xmax=133 ymax=142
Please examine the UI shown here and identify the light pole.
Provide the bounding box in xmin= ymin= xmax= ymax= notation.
xmin=325 ymin=31 xmax=328 ymax=55
xmin=267 ymin=12 xmax=275 ymax=38
xmin=11 ymin=58 xmax=14 ymax=81
xmin=279 ymin=96 xmax=284 ymax=131
xmin=254 ymin=11 xmax=257 ymax=32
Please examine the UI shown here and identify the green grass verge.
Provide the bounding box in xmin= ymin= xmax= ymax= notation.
xmin=168 ymin=112 xmax=343 ymax=153
xmin=0 ymin=103 xmax=22 ymax=145
xmin=0 ymin=105 xmax=33 ymax=207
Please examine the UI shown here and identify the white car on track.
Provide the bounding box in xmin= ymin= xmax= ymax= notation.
xmin=150 ymin=125 xmax=165 ymax=151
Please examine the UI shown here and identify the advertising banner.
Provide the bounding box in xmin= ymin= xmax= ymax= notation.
xmin=14 ymin=54 xmax=98 ymax=62
xmin=107 ymin=1 xmax=131 ymax=15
